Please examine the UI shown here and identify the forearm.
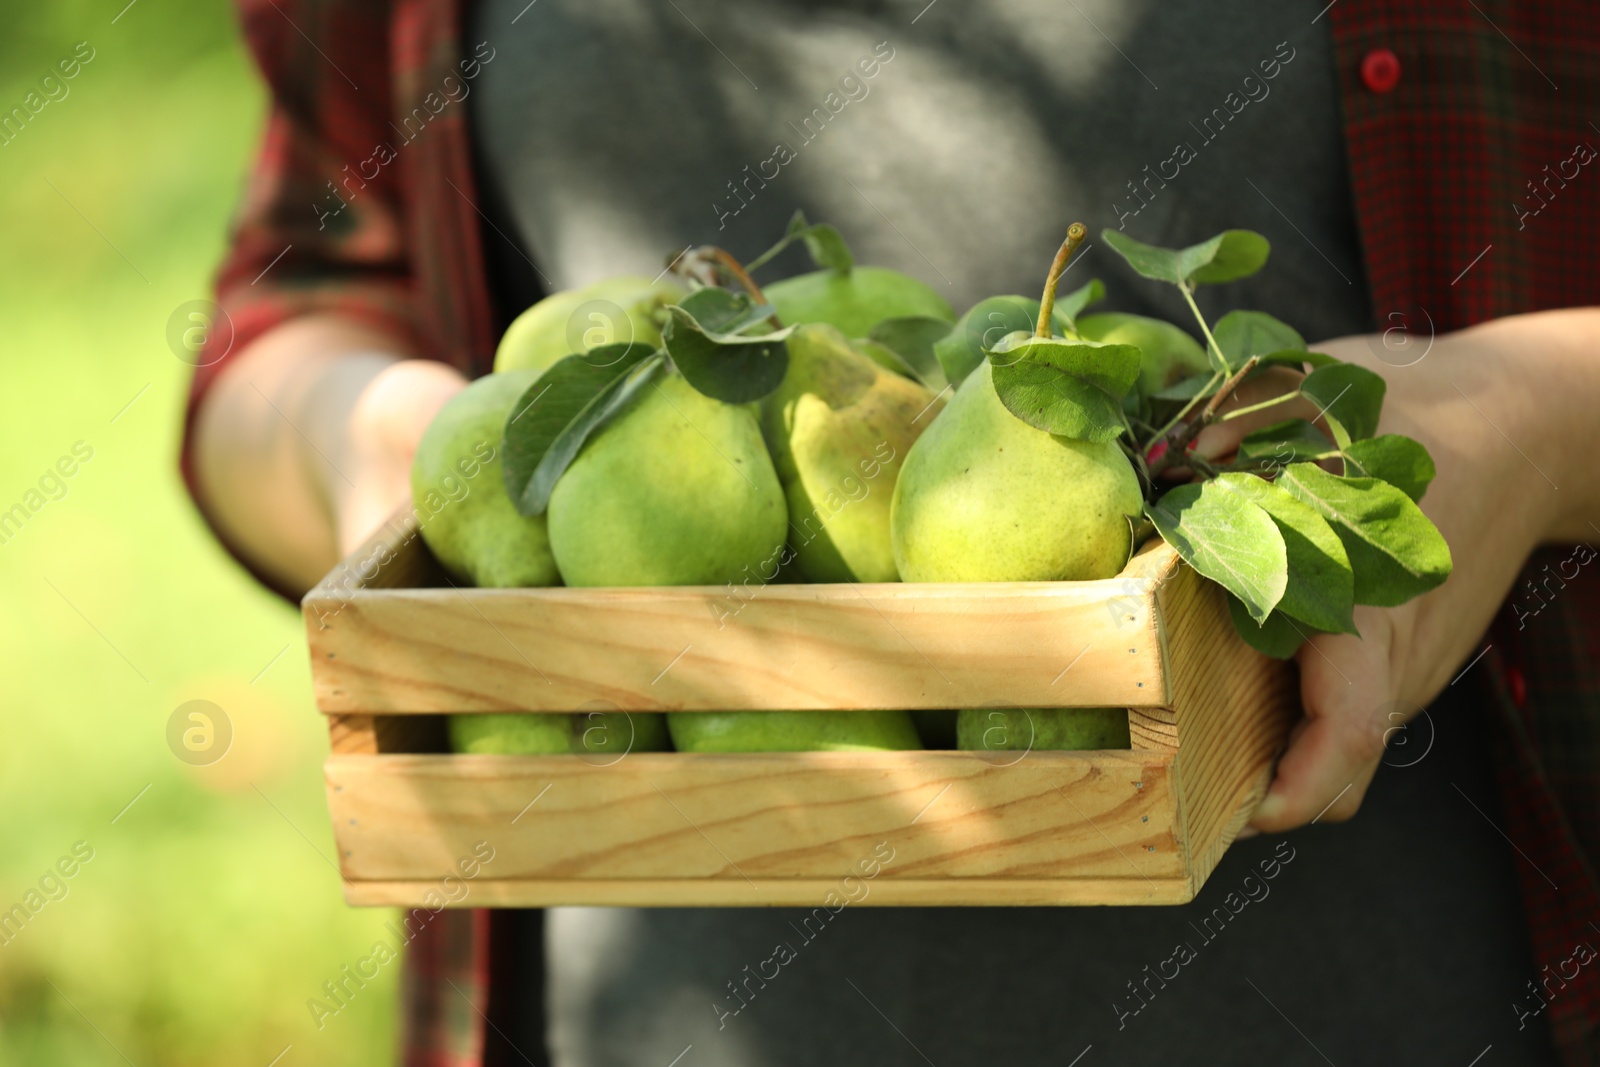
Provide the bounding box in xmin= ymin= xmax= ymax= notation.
xmin=1456 ymin=306 xmax=1600 ymax=545
xmin=191 ymin=314 xmax=464 ymax=595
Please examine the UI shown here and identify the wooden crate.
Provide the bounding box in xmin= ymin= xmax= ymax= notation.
xmin=304 ymin=511 xmax=1296 ymax=908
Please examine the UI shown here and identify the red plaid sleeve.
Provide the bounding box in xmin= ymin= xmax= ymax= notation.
xmin=178 ymin=0 xmax=426 ymax=535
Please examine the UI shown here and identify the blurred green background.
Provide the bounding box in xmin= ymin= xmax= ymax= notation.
xmin=0 ymin=4 xmax=397 ymax=1063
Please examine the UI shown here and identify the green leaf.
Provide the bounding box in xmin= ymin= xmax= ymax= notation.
xmin=662 ymin=306 xmax=794 ymax=404
xmin=747 ymin=209 xmax=853 ymax=274
xmin=853 ymin=338 xmax=922 ymax=383
xmin=1152 ymin=372 xmax=1218 ymax=402
xmin=1145 ymin=481 xmax=1287 ymax=622
xmin=799 ymin=222 xmax=853 ymax=274
xmin=933 ymin=295 xmax=1068 ymax=388
xmin=1299 ymin=362 xmax=1386 ymax=443
xmin=1213 ymin=311 xmax=1305 ymax=371
xmin=1342 ymin=434 xmax=1436 ymax=503
xmin=1054 ymin=278 xmax=1106 ymax=331
xmin=1227 ymin=594 xmax=1311 ymax=659
xmin=503 ymin=348 xmax=665 ymax=515
xmin=987 ymin=336 xmax=1141 ymax=442
xmin=1253 ymin=349 xmax=1339 ymax=372
xmin=677 ymin=287 xmax=772 ymax=334
xmin=1236 ymin=419 xmax=1335 ymax=467
xmin=1100 ymin=229 xmax=1185 ymax=284
xmin=1188 ymin=231 xmax=1273 ymax=285
xmin=1101 ymin=228 xmax=1271 ymax=287
xmin=1277 ymin=462 xmax=1452 ymax=607
xmin=1213 ymin=473 xmax=1356 ymax=634
xmin=867 ymin=316 xmax=953 ymax=391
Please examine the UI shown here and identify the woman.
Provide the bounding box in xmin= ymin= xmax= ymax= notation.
xmin=187 ymin=1 xmax=1600 ymax=1063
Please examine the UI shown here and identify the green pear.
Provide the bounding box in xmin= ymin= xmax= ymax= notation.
xmin=668 ymin=711 xmax=921 ymax=753
xmin=760 ymin=324 xmax=942 ymax=583
xmin=546 ymin=370 xmax=787 ymax=587
xmin=412 ymin=370 xmax=559 ymax=588
xmin=494 ymin=276 xmax=685 ymax=376
xmin=451 ymin=710 xmax=669 ymax=755
xmin=1076 ymin=312 xmax=1208 ymax=393
xmin=956 ymin=708 xmax=1130 ymax=751
xmin=765 ymin=266 xmax=954 ymax=338
xmin=890 ymin=361 xmax=1143 ymax=583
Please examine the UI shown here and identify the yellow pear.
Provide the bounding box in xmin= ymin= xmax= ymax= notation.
xmin=760 ymin=325 xmax=942 ymax=582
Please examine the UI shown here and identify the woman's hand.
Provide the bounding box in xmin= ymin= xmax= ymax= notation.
xmin=1193 ymin=308 xmax=1600 ymax=832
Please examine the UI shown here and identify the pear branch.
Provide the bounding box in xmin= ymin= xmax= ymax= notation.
xmin=1146 ymin=355 xmax=1260 ymax=480
xmin=1036 ymin=222 xmax=1088 ymax=337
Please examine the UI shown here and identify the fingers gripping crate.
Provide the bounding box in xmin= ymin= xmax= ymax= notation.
xmin=304 ymin=512 xmax=1296 ymax=908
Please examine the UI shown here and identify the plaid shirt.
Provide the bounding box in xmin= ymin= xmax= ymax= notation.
xmin=184 ymin=1 xmax=1600 ymax=1063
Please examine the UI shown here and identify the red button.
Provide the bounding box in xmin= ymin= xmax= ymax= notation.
xmin=1362 ymin=48 xmax=1401 ymax=93
xmin=1507 ymin=664 xmax=1528 ymax=707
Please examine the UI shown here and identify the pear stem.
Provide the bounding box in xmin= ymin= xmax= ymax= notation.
xmin=706 ymin=247 xmax=781 ymax=327
xmin=1035 ymin=223 xmax=1088 ymax=338
xmin=708 ymin=248 xmax=766 ymax=303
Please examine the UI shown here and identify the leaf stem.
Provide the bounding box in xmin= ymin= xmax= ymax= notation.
xmin=1227 ymin=449 xmax=1342 ymax=477
xmin=1179 ymin=282 xmax=1227 ymax=372
xmin=1119 ymin=438 xmax=1152 ymax=488
xmin=1036 ymin=223 xmax=1088 ymax=338
xmin=742 ymin=234 xmax=793 ymax=274
xmin=1213 ymin=390 xmax=1303 ymax=423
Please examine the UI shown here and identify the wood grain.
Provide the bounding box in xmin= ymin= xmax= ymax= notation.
xmin=1157 ymin=559 xmax=1299 ymax=894
xmin=304 ymin=515 xmax=1178 ymax=715
xmin=326 ymin=750 xmax=1188 ymax=902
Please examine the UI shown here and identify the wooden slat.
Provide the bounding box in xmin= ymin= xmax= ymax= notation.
xmin=1157 ymin=561 xmax=1298 ymax=895
xmin=326 ymin=751 xmax=1183 ymax=898
xmin=303 ymin=516 xmax=1179 ymax=715
xmin=342 ymin=876 xmax=1196 ymax=908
